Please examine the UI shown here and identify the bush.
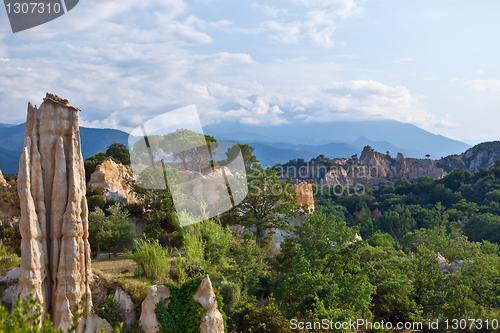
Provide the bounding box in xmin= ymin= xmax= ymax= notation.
xmin=131 ymin=238 xmax=171 ymax=283
xmin=0 ymin=292 xmax=90 ymax=333
xmin=155 ymin=278 xmax=227 ymax=333
xmin=0 ymin=222 xmax=21 ymax=256
xmin=0 ymin=240 xmax=19 ymax=275
xmin=87 ymin=194 xmax=105 ymax=211
xmin=183 ymin=219 xmax=233 ymax=271
xmin=89 ymin=204 xmax=137 ymax=259
xmin=229 ymin=301 xmax=292 ymax=333
xmin=217 ymin=281 xmax=241 ymax=316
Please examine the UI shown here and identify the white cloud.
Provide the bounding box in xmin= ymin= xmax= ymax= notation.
xmin=260 ymin=21 xmax=301 ymax=44
xmin=466 ymin=79 xmax=500 ymax=93
xmin=251 ymin=3 xmax=288 ymax=17
xmin=476 ymin=69 xmax=484 ymax=74
xmin=257 ymin=0 xmax=364 ymax=47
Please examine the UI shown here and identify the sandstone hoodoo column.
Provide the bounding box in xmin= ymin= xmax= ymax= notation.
xmin=18 ymin=93 xmax=92 ymax=329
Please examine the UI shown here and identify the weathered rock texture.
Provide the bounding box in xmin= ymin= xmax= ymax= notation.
xmin=0 ymin=268 xmax=20 ymax=310
xmin=115 ymin=287 xmax=137 ymax=324
xmin=279 ymin=146 xmax=447 ymax=186
xmin=17 ymin=93 xmax=93 ymax=330
xmin=437 ymin=141 xmax=500 ymax=173
xmin=291 ymin=182 xmax=315 ymax=212
xmin=89 ymin=160 xmax=136 ymax=204
xmin=437 ymin=252 xmax=471 ymax=275
xmin=140 ymin=285 xmax=171 ymax=333
xmin=139 ymin=276 xmax=224 ymax=333
xmin=194 ymin=275 xmax=224 ymax=333
xmin=0 ymin=170 xmax=8 ymax=187
xmin=179 ymin=166 xmax=233 ymax=206
xmin=323 ymin=146 xmax=446 ymax=186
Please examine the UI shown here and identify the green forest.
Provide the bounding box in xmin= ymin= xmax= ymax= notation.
xmin=3 ymin=139 xmax=500 ymax=333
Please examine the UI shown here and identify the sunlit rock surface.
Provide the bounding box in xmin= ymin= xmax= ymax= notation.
xmin=16 ymin=93 xmax=98 ymax=331
xmin=89 ymin=159 xmax=136 ymax=204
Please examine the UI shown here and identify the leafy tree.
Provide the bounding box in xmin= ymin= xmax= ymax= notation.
xmin=222 ymin=232 xmax=264 ymax=288
xmin=271 ymin=210 xmax=375 ymax=321
xmin=132 ymin=135 xmax=165 ymax=165
xmin=463 ymin=213 xmax=500 ymax=244
xmin=161 ymin=129 xmax=218 ymax=171
xmin=88 ymin=203 xmax=137 ymax=258
xmin=234 ymin=164 xmax=298 ymax=245
xmin=375 ymin=209 xmax=416 ymax=240
xmin=224 ymin=143 xmax=259 ymax=171
xmin=106 ymin=142 xmax=131 ymax=165
xmin=360 ymin=245 xmax=422 ymax=323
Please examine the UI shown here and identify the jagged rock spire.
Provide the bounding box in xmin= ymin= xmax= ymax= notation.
xmin=18 ymin=93 xmax=91 ymax=330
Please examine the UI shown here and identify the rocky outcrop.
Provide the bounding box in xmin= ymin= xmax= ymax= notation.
xmin=83 ymin=313 xmax=113 ymax=333
xmin=358 ymin=146 xmax=447 ymax=182
xmin=291 ymin=182 xmax=315 ymax=212
xmin=194 ymin=275 xmax=224 ymax=333
xmin=115 ymin=287 xmax=137 ymax=324
xmin=0 ymin=170 xmax=8 ymax=187
xmin=437 ymin=141 xmax=500 ymax=173
xmin=437 ymin=252 xmax=471 ymax=275
xmin=139 ymin=276 xmax=224 ymax=333
xmin=320 ymin=146 xmax=447 ymax=186
xmin=17 ymin=93 xmax=92 ymax=330
xmin=140 ymin=285 xmax=171 ymax=333
xmin=89 ymin=160 xmax=136 ymax=204
xmin=179 ymin=166 xmax=233 ymax=206
xmin=0 ymin=268 xmax=20 ymax=310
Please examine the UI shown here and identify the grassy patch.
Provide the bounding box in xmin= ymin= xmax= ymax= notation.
xmin=92 ymin=253 xmax=139 ymax=280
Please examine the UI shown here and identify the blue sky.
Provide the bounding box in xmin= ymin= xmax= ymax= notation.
xmin=0 ymin=0 xmax=499 ymax=144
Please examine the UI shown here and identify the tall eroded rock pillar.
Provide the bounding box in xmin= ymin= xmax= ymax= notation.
xmin=18 ymin=93 xmax=92 ymax=329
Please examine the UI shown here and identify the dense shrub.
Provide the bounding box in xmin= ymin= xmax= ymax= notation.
xmin=131 ymin=238 xmax=171 ymax=283
xmin=217 ymin=281 xmax=241 ymax=316
xmin=155 ymin=278 xmax=206 ymax=333
xmin=0 ymin=293 xmax=90 ymax=333
xmin=0 ymin=222 xmax=21 ymax=256
xmin=229 ymin=301 xmax=292 ymax=333
xmin=0 ymin=240 xmax=19 ymax=275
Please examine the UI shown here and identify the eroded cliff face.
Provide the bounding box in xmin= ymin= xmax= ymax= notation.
xmin=178 ymin=166 xmax=233 ymax=206
xmin=437 ymin=142 xmax=500 ymax=173
xmin=291 ymin=182 xmax=315 ymax=212
xmin=89 ymin=159 xmax=136 ymax=203
xmin=323 ymin=146 xmax=447 ymax=185
xmin=17 ymin=93 xmax=92 ymax=330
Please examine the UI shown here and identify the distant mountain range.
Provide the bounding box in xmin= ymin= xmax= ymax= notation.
xmin=204 ymin=120 xmax=470 ymax=160
xmin=0 ymin=119 xmax=473 ymax=173
xmin=0 ymin=123 xmax=129 ymax=173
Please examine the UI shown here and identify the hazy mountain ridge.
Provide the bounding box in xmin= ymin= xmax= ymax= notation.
xmin=204 ymin=120 xmax=470 ymax=159
xmin=0 ymin=119 xmax=477 ymax=173
xmin=0 ymin=123 xmax=129 ymax=172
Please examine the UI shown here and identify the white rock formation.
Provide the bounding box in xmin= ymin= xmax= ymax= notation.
xmin=437 ymin=252 xmax=471 ymax=275
xmin=139 ymin=276 xmax=224 ymax=333
xmin=194 ymin=275 xmax=224 ymax=333
xmin=89 ymin=160 xmax=136 ymax=204
xmin=114 ymin=287 xmax=137 ymax=324
xmin=0 ymin=268 xmax=20 ymax=310
xmin=16 ymin=93 xmax=94 ymax=330
xmin=139 ymin=285 xmax=171 ymax=333
xmin=0 ymin=170 xmax=8 ymax=187
xmin=83 ymin=313 xmax=113 ymax=333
